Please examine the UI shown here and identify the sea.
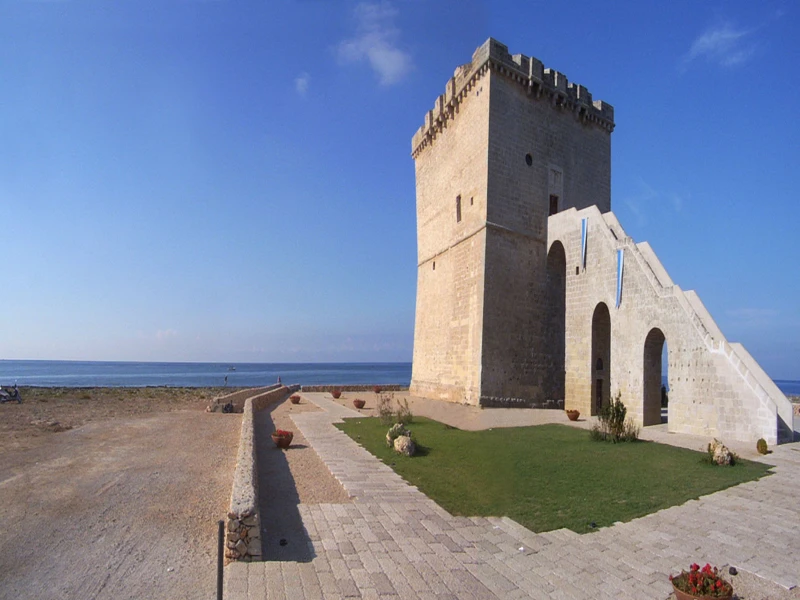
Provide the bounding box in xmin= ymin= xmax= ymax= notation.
xmin=0 ymin=360 xmax=412 ymax=388
xmin=0 ymin=360 xmax=797 ymax=396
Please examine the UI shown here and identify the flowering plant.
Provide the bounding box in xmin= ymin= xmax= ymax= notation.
xmin=273 ymin=429 xmax=292 ymax=437
xmin=670 ymin=563 xmax=732 ymax=598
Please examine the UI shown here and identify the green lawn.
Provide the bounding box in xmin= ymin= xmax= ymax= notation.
xmin=335 ymin=418 xmax=773 ymax=534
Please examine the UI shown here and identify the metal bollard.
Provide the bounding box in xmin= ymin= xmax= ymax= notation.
xmin=217 ymin=519 xmax=224 ymax=600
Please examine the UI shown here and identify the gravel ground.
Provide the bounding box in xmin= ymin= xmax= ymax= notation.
xmin=0 ymin=388 xmax=239 ymax=600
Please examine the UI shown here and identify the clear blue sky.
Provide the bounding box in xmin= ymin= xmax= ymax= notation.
xmin=1 ymin=1 xmax=798 ymax=379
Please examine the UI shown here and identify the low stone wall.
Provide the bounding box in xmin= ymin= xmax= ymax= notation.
xmin=300 ymin=384 xmax=408 ymax=393
xmin=225 ymin=384 xmax=300 ymax=562
xmin=480 ymin=396 xmax=564 ymax=409
xmin=207 ymin=385 xmax=280 ymax=413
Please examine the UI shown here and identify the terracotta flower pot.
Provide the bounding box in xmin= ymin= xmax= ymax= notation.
xmin=290 ymin=395 xmax=300 ymax=404
xmin=271 ymin=432 xmax=293 ymax=449
xmin=331 ymin=390 xmax=342 ymax=399
xmin=353 ymin=399 xmax=365 ymax=409
xmin=566 ymin=409 xmax=580 ymax=421
xmin=672 ymin=582 xmax=732 ymax=600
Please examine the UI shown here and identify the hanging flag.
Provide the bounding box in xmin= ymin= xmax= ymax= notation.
xmin=616 ymin=248 xmax=624 ymax=308
xmin=581 ymin=218 xmax=588 ymax=270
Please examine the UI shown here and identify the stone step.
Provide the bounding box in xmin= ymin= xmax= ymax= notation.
xmin=539 ymin=528 xmax=581 ymax=544
xmin=486 ymin=516 xmax=554 ymax=553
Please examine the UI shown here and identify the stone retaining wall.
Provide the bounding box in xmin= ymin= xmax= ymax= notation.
xmin=300 ymin=385 xmax=408 ymax=393
xmin=225 ymin=384 xmax=300 ymax=561
xmin=208 ymin=385 xmax=281 ymax=413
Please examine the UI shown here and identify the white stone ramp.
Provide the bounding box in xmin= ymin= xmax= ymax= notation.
xmin=225 ymin=393 xmax=800 ymax=599
xmin=551 ymin=205 xmax=795 ymax=445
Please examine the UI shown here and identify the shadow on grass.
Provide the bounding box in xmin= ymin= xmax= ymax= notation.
xmin=254 ymin=406 xmax=315 ymax=562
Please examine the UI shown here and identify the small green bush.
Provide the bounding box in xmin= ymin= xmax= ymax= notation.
xmin=378 ymin=393 xmax=395 ymax=425
xmin=756 ymin=438 xmax=768 ymax=455
xmin=395 ymin=397 xmax=413 ymax=425
xmin=591 ymin=392 xmax=639 ymax=443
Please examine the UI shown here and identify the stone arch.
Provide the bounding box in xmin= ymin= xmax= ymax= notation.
xmin=544 ymin=241 xmax=567 ymax=402
xmin=591 ymin=302 xmax=611 ymax=415
xmin=643 ymin=327 xmax=666 ymax=426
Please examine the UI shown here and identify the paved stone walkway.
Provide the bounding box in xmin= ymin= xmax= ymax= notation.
xmin=225 ymin=394 xmax=800 ymax=599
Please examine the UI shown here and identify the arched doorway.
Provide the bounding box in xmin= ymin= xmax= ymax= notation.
xmin=591 ymin=303 xmax=611 ymax=415
xmin=545 ymin=242 xmax=566 ymax=402
xmin=643 ymin=328 xmax=666 ymax=426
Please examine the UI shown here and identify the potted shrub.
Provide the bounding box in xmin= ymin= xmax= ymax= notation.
xmin=271 ymin=429 xmax=293 ymax=449
xmin=290 ymin=394 xmax=300 ymax=404
xmin=670 ymin=563 xmax=733 ymax=600
xmin=566 ymin=409 xmax=580 ymax=421
xmin=353 ymin=398 xmax=365 ymax=409
xmin=331 ymin=389 xmax=342 ymax=399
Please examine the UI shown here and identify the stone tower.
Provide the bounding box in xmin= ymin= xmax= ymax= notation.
xmin=410 ymin=38 xmax=615 ymax=407
xmin=409 ymin=38 xmax=795 ymax=445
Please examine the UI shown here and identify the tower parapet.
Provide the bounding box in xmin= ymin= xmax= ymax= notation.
xmin=411 ymin=38 xmax=614 ymax=158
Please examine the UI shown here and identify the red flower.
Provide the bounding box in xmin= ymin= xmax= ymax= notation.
xmin=671 ymin=562 xmax=731 ymax=598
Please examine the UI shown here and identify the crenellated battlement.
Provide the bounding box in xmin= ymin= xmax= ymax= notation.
xmin=411 ymin=38 xmax=615 ymax=158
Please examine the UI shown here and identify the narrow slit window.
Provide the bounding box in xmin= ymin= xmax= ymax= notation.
xmin=456 ymin=195 xmax=462 ymax=222
xmin=549 ymin=195 xmax=559 ymax=216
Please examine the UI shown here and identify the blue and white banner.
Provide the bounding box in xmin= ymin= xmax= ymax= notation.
xmin=581 ymin=218 xmax=588 ymax=270
xmin=616 ymin=248 xmax=624 ymax=308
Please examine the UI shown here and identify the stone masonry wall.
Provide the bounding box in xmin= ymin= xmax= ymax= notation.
xmin=409 ymin=45 xmax=491 ymax=406
xmin=479 ymin=53 xmax=612 ymax=406
xmin=226 ymin=384 xmax=299 ymax=562
xmin=548 ymin=206 xmax=793 ymax=445
xmin=410 ymin=38 xmax=614 ymax=407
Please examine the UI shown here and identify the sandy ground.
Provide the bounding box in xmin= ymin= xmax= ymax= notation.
xmin=0 ymin=386 xmax=228 ymax=453
xmin=0 ymin=387 xmax=239 ymax=600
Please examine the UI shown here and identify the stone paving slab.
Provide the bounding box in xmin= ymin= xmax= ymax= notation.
xmin=225 ymin=393 xmax=800 ymax=599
